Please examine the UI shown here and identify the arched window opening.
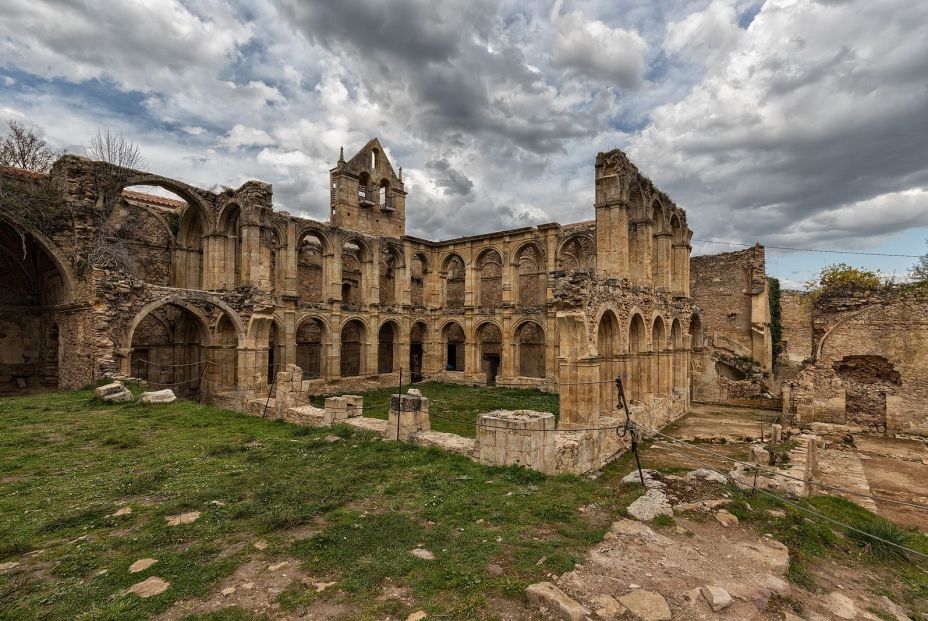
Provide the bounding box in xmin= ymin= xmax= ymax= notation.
xmin=689 ymin=314 xmax=703 ymax=349
xmin=411 ymin=254 xmax=427 ymax=308
xmin=0 ymin=220 xmax=68 ymax=391
xmin=652 ymin=316 xmax=666 ymax=395
xmin=358 ymin=171 xmax=371 ymax=204
xmin=378 ymin=322 xmax=397 ymax=374
xmin=298 ymin=232 xmax=325 ymax=304
xmin=379 ymin=245 xmax=398 ymax=305
xmin=175 ymin=206 xmax=205 ymax=289
xmin=340 ymin=319 xmax=365 ymax=377
xmin=671 ymin=319 xmax=684 ymax=391
xmin=118 ymin=185 xmax=183 ymax=286
xmin=371 ymin=149 xmax=378 ymax=170
xmin=342 ymin=241 xmax=364 ymax=307
xmin=409 ymin=322 xmax=427 ymax=382
xmin=597 ymin=310 xmax=621 ymax=412
xmin=478 ymin=323 xmax=502 ymax=385
xmin=131 ymin=303 xmax=212 ymax=397
xmin=443 ymin=322 xmax=465 ymax=371
xmin=379 ymin=179 xmax=393 ymax=211
xmin=296 ymin=318 xmax=325 ymax=379
xmin=516 ymin=322 xmax=545 ymax=379
xmin=219 ymin=204 xmax=242 ymax=288
xmin=477 ymin=249 xmax=502 ymax=307
xmin=517 ymin=244 xmax=545 ymax=307
xmin=444 ymin=255 xmax=465 ymax=309
xmin=267 ymin=322 xmax=281 ymax=384
xmin=627 ymin=314 xmax=647 ymax=402
xmin=558 ymin=235 xmax=594 ymax=270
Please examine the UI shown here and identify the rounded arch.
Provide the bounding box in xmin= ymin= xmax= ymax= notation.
xmin=514 ymin=241 xmax=546 ymax=307
xmin=411 ymin=250 xmax=431 ymax=274
xmin=476 ymin=320 xmax=503 ymax=385
xmin=0 ymin=213 xmax=76 ymax=304
xmin=650 ymin=199 xmax=666 ymax=232
xmin=297 ymin=229 xmax=328 ymax=304
xmin=341 ymin=238 xmax=368 ymax=306
xmin=342 ymin=235 xmax=372 ymax=262
xmin=670 ymin=318 xmax=683 ymax=348
xmin=557 ymin=233 xmax=595 ymax=271
xmin=440 ymin=251 xmax=467 ymax=273
xmin=514 ymin=320 xmax=546 ymax=379
xmin=119 ymin=174 xmax=213 ymax=233
xmin=126 ymin=293 xmax=244 ymax=349
xmin=377 ymin=319 xmax=400 ymax=374
xmin=441 ymin=320 xmax=466 ymax=372
xmin=409 ymin=319 xmax=430 ymax=382
xmin=670 ymin=213 xmax=684 ymax=244
xmin=410 ymin=251 xmax=429 ymax=308
xmin=296 ymin=314 xmax=329 ymax=379
xmin=628 ymin=313 xmax=647 ymax=353
xmin=597 ymin=309 xmax=622 ymax=412
xmin=476 ymin=247 xmax=503 ymax=307
xmin=688 ymin=313 xmax=703 ymax=348
xmin=340 ymin=318 xmax=368 ymax=377
xmin=651 ymin=315 xmax=666 ymax=351
xmin=441 ymin=252 xmax=466 ymax=309
xmin=296 ymin=225 xmax=333 ymax=253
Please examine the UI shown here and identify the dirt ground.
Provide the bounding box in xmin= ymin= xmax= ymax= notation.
xmin=667 ymin=403 xmax=780 ymax=443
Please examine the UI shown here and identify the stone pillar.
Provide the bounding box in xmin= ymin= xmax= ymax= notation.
xmin=324 ymin=394 xmax=364 ymax=425
xmin=629 ymin=221 xmax=653 ymax=286
xmin=386 ymin=393 xmax=430 ymax=441
xmin=672 ymin=243 xmax=688 ymax=296
xmin=658 ymin=351 xmax=672 ymax=395
xmin=273 ymin=364 xmax=304 ymax=419
xmin=594 ymin=203 xmax=629 ymax=279
xmin=240 ymin=224 xmax=269 ymax=289
xmin=771 ymin=423 xmax=783 ymax=443
xmin=654 ymin=232 xmax=672 ymax=290
xmin=804 ymin=434 xmax=820 ymax=495
xmin=781 ymin=383 xmax=792 ymax=419
xmin=476 ymin=410 xmax=556 ymax=473
xmin=559 ymin=359 xmax=600 ymax=429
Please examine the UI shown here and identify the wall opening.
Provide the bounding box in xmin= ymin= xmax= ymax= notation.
xmin=298 ymin=232 xmax=325 ymax=304
xmin=378 ymin=322 xmax=397 ymax=374
xmin=410 ymin=322 xmax=427 ymax=382
xmin=628 ymin=314 xmax=647 ymax=402
xmin=478 ymin=323 xmax=502 ymax=385
xmin=296 ymin=318 xmax=325 ymax=379
xmin=597 ymin=310 xmax=620 ymax=412
xmin=218 ymin=204 xmax=242 ymax=288
xmin=833 ymin=355 xmax=900 ymax=431
xmin=477 ymin=249 xmax=502 ymax=307
xmin=444 ymin=322 xmax=465 ymax=371
xmin=516 ymin=244 xmax=545 ymax=307
xmin=340 ymin=319 xmax=365 ymax=377
xmin=341 ymin=240 xmax=364 ymax=307
xmin=411 ymin=254 xmax=426 ymax=308
xmin=129 ymin=303 xmax=212 ymax=397
xmin=558 ymin=234 xmax=594 ymax=270
xmin=516 ymin=321 xmax=545 ymax=378
xmin=379 ymin=245 xmax=398 ymax=305
xmin=444 ymin=254 xmax=465 ymax=309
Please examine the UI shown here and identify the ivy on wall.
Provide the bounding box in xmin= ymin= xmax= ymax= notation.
xmin=768 ymin=276 xmax=783 ymax=366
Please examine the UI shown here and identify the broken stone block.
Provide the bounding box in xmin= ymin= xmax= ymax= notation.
xmin=826 ymin=592 xmax=857 ymax=620
xmin=627 ymin=489 xmax=672 ymax=521
xmin=685 ymin=468 xmax=728 ymax=484
xmin=618 ymin=589 xmax=671 ymax=621
xmin=590 ymin=593 xmax=626 ymax=619
xmin=525 ymin=581 xmax=591 ymax=621
xmin=748 ymin=445 xmax=769 ymax=465
xmin=700 ymin=585 xmax=733 ymax=612
xmin=95 ymin=381 xmax=124 ymax=397
xmin=103 ymin=388 xmax=133 ymax=402
xmin=139 ymin=389 xmax=176 ymax=403
xmin=714 ymin=509 xmax=739 ymax=527
xmin=165 ymin=511 xmax=200 ymax=526
xmin=128 ymin=558 xmax=157 ymax=573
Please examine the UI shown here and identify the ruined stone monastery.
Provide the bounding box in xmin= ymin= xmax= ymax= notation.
xmin=4 ymin=137 xmax=922 ymax=450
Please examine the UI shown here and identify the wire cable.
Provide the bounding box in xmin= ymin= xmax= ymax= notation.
xmin=693 ymin=239 xmax=922 ymax=258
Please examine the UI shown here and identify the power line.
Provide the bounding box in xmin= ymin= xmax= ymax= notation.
xmin=694 ymin=239 xmax=922 ymax=259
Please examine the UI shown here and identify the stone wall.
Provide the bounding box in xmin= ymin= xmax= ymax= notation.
xmin=788 ymin=287 xmax=928 ymax=436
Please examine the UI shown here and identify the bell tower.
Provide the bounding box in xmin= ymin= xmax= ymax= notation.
xmin=330 ymin=138 xmax=407 ymax=238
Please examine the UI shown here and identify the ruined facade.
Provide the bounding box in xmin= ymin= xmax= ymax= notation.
xmin=0 ymin=139 xmax=699 ymax=432
xmin=689 ymin=245 xmax=773 ymax=402
xmin=782 ymin=287 xmax=928 ymax=437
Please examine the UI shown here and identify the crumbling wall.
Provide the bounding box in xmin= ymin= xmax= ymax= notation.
xmin=790 ymin=288 xmax=928 ymax=436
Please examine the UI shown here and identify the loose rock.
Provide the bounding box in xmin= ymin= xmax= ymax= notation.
xmin=126 ymin=576 xmax=170 ymax=598
xmin=686 ymin=468 xmax=728 ymax=484
xmin=627 ymin=489 xmax=673 ymax=522
xmin=406 ymin=612 xmax=427 ymax=621
xmin=590 ymin=593 xmax=626 ymax=620
xmin=826 ymin=591 xmax=857 ymax=619
xmin=715 ymin=509 xmax=739 ymax=527
xmin=525 ymin=582 xmax=591 ymax=621
xmin=139 ymin=389 xmax=176 ymax=404
xmin=700 ymin=585 xmax=733 ymax=612
xmin=94 ymin=381 xmax=124 ymax=398
xmin=411 ymin=548 xmax=435 ymax=561
xmin=103 ymin=388 xmax=133 ymax=402
xmin=128 ymin=558 xmax=157 ymax=573
xmin=165 ymin=511 xmax=200 ymax=526
xmin=618 ymin=589 xmax=672 ymax=621
xmin=111 ymin=506 xmax=132 ymax=517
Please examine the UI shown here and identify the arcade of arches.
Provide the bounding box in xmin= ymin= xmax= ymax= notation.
xmin=0 ymin=140 xmax=728 ymax=432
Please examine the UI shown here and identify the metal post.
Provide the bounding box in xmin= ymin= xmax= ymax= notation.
xmin=262 ymin=361 xmax=277 ymax=419
xmin=396 ymin=366 xmax=403 ymax=441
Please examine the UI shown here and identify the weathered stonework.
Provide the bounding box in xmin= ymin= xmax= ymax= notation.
xmin=0 ymin=139 xmax=699 ymax=444
xmin=785 ymin=286 xmax=928 ymax=436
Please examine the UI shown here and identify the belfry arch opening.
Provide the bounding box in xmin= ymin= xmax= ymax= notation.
xmin=0 ymin=219 xmax=70 ymax=392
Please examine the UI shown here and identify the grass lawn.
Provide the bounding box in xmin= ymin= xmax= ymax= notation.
xmin=0 ymin=384 xmax=634 ymax=621
xmin=309 ymin=381 xmax=560 ymax=438
xmin=2 ymin=384 xmax=926 ymax=620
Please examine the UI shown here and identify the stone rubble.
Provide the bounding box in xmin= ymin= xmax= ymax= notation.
xmin=627 ymin=489 xmax=673 ymax=521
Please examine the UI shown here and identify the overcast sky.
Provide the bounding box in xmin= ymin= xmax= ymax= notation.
xmin=2 ymin=0 xmax=926 ymax=288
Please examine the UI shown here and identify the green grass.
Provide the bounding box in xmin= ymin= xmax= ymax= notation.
xmin=309 ymin=381 xmax=560 ymax=437
xmin=0 ymin=386 xmax=621 ymax=621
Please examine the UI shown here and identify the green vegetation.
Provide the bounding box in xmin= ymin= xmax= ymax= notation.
xmin=807 ymin=263 xmax=884 ymax=300
xmin=309 ymin=381 xmax=560 ymax=438
xmin=768 ymin=276 xmax=783 ymax=365
xmin=0 ymin=386 xmax=623 ymax=621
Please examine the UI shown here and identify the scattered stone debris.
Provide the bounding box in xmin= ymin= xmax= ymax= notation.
xmin=699 ymin=585 xmax=733 ymax=612
xmin=410 ymin=548 xmax=435 ymax=561
xmin=165 ymin=511 xmax=200 ymax=526
xmin=685 ymin=468 xmax=728 ymax=484
xmin=128 ymin=558 xmax=157 ymax=573
xmin=96 ymin=380 xmax=133 ymax=402
xmin=826 ymin=591 xmax=858 ymax=620
xmin=714 ymin=509 xmax=739 ymax=527
xmin=314 ymin=581 xmax=337 ymax=592
xmin=126 ymin=576 xmax=170 ymax=598
xmin=139 ymin=388 xmax=176 ymax=403
xmin=590 ymin=593 xmax=625 ymax=619
xmin=621 ymin=469 xmax=666 ymax=489
xmin=323 ymin=434 xmax=342 ymax=443
xmin=253 ymin=540 xmax=267 ymax=551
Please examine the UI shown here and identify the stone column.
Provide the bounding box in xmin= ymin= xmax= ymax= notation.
xmin=654 ymin=232 xmax=672 ymax=290
xmin=386 ymin=393 xmax=430 ymax=441
xmin=672 ymin=243 xmax=688 ymax=296
xmin=559 ymin=359 xmax=600 ymax=429
xmin=595 ymin=203 xmax=629 ymax=279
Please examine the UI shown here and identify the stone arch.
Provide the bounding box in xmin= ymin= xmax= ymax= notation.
xmin=441 ymin=253 xmax=466 ymax=309
xmin=409 ymin=320 xmax=429 ymax=382
xmin=557 ymin=233 xmax=595 ymax=270
xmin=671 ymin=318 xmax=685 ymax=391
xmin=441 ymin=320 xmax=465 ymax=371
xmin=410 ymin=252 xmax=429 ymax=308
xmin=341 ymin=238 xmax=368 ymax=306
xmin=126 ymin=294 xmax=245 ymax=347
xmin=297 ymin=228 xmax=329 ymax=305
xmin=175 ymin=205 xmax=206 ymax=289
xmin=670 ymin=213 xmax=686 ymax=294
xmin=119 ymin=174 xmax=213 ymax=233
xmin=627 ymin=313 xmax=648 ymax=402
xmin=245 ymin=315 xmax=284 ymax=385
xmin=378 ymin=319 xmax=400 ymax=373
xmin=651 ymin=199 xmax=671 ymax=289
xmin=514 ymin=242 xmax=546 ymax=307
xmin=378 ymin=178 xmax=391 ymax=208
xmin=0 ymin=215 xmax=75 ymax=390
xmin=651 ymin=315 xmax=666 ymax=395
xmin=689 ymin=313 xmax=703 ymax=349
xmin=476 ymin=247 xmax=503 ymax=307
xmin=476 ymin=320 xmax=503 ymax=385
xmin=296 ymin=315 xmax=329 ymax=379
xmin=217 ymin=202 xmax=242 ymax=288
xmin=340 ymin=318 xmax=368 ymax=377
xmin=379 ymin=243 xmax=402 ymax=305
xmin=514 ymin=320 xmax=545 ymax=379
xmin=597 ymin=309 xmax=622 ymax=412
xmin=112 ymin=190 xmax=177 ymax=285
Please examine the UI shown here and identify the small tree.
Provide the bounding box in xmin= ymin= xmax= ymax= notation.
xmin=0 ymin=120 xmax=57 ymax=173
xmin=807 ymin=263 xmax=883 ymax=300
xmin=911 ymin=244 xmax=928 ymax=283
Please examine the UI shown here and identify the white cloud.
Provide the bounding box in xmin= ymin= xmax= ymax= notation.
xmin=222 ymin=124 xmax=275 ymax=150
xmin=664 ymin=0 xmax=743 ymax=67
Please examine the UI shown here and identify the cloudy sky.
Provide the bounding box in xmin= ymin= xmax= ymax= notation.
xmin=2 ymin=0 xmax=926 ymax=287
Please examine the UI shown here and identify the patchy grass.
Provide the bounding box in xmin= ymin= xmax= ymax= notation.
xmin=0 ymin=386 xmax=626 ymax=621
xmin=309 ymin=381 xmax=560 ymax=437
